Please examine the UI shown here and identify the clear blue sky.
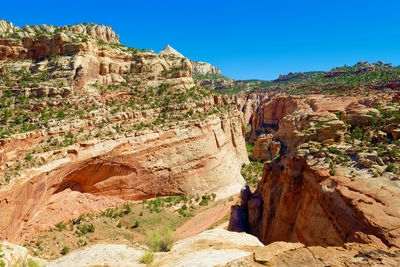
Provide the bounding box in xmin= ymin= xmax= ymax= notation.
xmin=2 ymin=0 xmax=400 ymax=80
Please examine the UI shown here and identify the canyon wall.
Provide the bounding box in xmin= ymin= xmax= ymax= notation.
xmin=0 ymin=113 xmax=248 ymax=242
xmin=0 ymin=20 xmax=194 ymax=95
xmin=190 ymin=60 xmax=222 ymax=76
xmin=230 ymin=94 xmax=400 ymax=249
xmin=0 ymin=21 xmax=249 ymax=242
xmin=241 ymin=156 xmax=400 ymax=248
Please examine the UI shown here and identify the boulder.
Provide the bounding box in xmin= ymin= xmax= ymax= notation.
xmin=154 ymin=229 xmax=263 ymax=267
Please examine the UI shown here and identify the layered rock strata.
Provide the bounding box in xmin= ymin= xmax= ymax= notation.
xmin=230 ymin=94 xmax=400 ymax=249
xmin=0 ymin=21 xmax=249 ymax=243
xmin=0 ymin=113 xmax=248 ymax=242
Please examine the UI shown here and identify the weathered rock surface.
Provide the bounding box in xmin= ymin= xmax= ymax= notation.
xmin=0 ymin=21 xmax=196 ymax=97
xmin=252 ymin=133 xmax=280 ymax=161
xmin=226 ymin=241 xmax=400 ymax=266
xmin=158 ymin=44 xmax=222 ymax=76
xmin=4 ymin=229 xmax=400 ymax=266
xmin=0 ymin=21 xmax=250 ymax=245
xmin=242 ymin=93 xmax=264 ymax=124
xmin=0 ymin=114 xmax=248 ymax=242
xmin=154 ymin=228 xmax=263 ymax=266
xmin=0 ymin=241 xmax=46 ymax=266
xmin=0 ymin=20 xmax=120 ymax=43
xmin=0 ymin=38 xmax=194 ymax=92
xmin=48 ymin=243 xmax=146 ymax=267
xmin=159 ymin=44 xmax=184 ymax=57
xmin=191 ymin=60 xmax=222 ymax=76
xmin=231 ymin=94 xmax=400 ymax=250
xmin=231 ymin=156 xmax=400 ymax=248
xmin=250 ymin=95 xmax=346 ymax=153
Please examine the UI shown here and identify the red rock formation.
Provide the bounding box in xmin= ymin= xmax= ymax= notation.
xmin=0 ymin=31 xmax=194 ymax=93
xmin=0 ymin=115 xmax=248 ymax=242
xmin=230 ymin=94 xmax=400 ymax=249
xmin=230 ymin=155 xmax=400 ymax=248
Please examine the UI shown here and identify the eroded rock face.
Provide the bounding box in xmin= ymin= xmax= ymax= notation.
xmin=158 ymin=44 xmax=222 ymax=77
xmin=226 ymin=241 xmax=400 ymax=266
xmin=241 ymin=93 xmax=264 ymax=124
xmin=231 ymin=156 xmax=400 ymax=248
xmin=47 ymin=243 xmax=145 ymax=267
xmin=252 ymin=134 xmax=281 ymax=161
xmin=191 ymin=60 xmax=222 ymax=76
xmin=0 ymin=38 xmax=195 ymax=93
xmin=0 ymin=21 xmax=196 ymax=98
xmin=0 ymin=115 xmax=248 ymax=242
xmin=0 ymin=20 xmax=120 ymax=44
xmin=154 ymin=228 xmax=264 ymax=267
xmin=249 ymin=95 xmax=346 ymax=153
xmin=231 ymin=94 xmax=400 ymax=250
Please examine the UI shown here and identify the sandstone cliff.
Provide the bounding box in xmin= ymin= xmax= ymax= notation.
xmin=0 ymin=113 xmax=248 ymax=242
xmin=0 ymin=20 xmax=120 ymax=43
xmin=0 ymin=21 xmax=249 ymax=243
xmin=158 ymin=44 xmax=222 ymax=77
xmin=190 ymin=60 xmax=222 ymax=76
xmin=0 ymin=32 xmax=194 ymax=94
xmin=230 ymin=94 xmax=400 ymax=249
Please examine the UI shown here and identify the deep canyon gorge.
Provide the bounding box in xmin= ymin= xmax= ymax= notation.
xmin=0 ymin=19 xmax=400 ymax=266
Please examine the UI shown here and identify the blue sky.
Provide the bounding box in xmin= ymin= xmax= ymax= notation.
xmin=2 ymin=0 xmax=400 ymax=80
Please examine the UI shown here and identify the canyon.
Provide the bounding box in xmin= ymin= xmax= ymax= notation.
xmin=230 ymin=94 xmax=400 ymax=250
xmin=0 ymin=19 xmax=400 ymax=266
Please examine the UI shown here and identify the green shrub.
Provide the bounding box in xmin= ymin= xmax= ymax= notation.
xmin=27 ymin=258 xmax=43 ymax=267
xmin=25 ymin=153 xmax=33 ymax=161
xmin=390 ymin=148 xmax=399 ymax=157
xmin=246 ymin=143 xmax=254 ymax=154
xmin=0 ymin=245 xmax=4 ymax=267
xmin=76 ymin=223 xmax=95 ymax=235
xmin=386 ymin=163 xmax=397 ymax=173
xmin=60 ymin=246 xmax=69 ymax=255
xmin=140 ymin=251 xmax=155 ymax=265
xmin=146 ymin=230 xmax=174 ymax=252
xmin=328 ymin=147 xmax=338 ymax=153
xmin=329 ymin=169 xmax=336 ymax=176
xmin=55 ymin=221 xmax=67 ymax=232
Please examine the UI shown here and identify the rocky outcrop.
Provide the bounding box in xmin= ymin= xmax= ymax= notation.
xmin=155 ymin=228 xmax=263 ymax=266
xmin=191 ymin=60 xmax=222 ymax=76
xmin=230 ymin=156 xmax=400 ymax=248
xmin=0 ymin=21 xmax=195 ymax=93
xmin=231 ymin=94 xmax=400 ymax=250
xmin=0 ymin=20 xmax=119 ymax=44
xmin=47 ymin=243 xmax=145 ymax=267
xmin=0 ymin=241 xmax=46 ymax=266
xmin=226 ymin=241 xmax=400 ymax=266
xmin=251 ymin=134 xmax=281 ymax=161
xmin=250 ymin=96 xmax=346 ymax=152
xmin=159 ymin=44 xmax=184 ymax=58
xmin=0 ymin=114 xmax=248 ymax=242
xmin=158 ymin=44 xmax=222 ymax=77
